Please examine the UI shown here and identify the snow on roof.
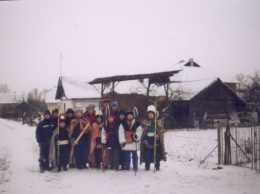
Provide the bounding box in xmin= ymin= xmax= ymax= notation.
xmin=0 ymin=93 xmax=22 ymax=104
xmin=171 ymin=78 xmax=218 ymax=101
xmin=60 ymin=77 xmax=101 ymax=99
xmin=45 ymin=90 xmax=61 ymax=103
xmin=171 ymin=59 xmax=239 ymax=84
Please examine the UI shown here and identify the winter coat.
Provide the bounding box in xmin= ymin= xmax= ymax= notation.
xmin=49 ymin=126 xmax=70 ymax=167
xmin=140 ymin=119 xmax=167 ymax=164
xmin=69 ymin=118 xmax=90 ymax=144
xmin=119 ymin=119 xmax=142 ymax=151
xmin=84 ymin=111 xmax=96 ymax=126
xmin=36 ymin=118 xmax=55 ymax=145
xmin=101 ymin=121 xmax=120 ymax=149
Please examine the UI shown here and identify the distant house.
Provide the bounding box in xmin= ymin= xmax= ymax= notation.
xmin=54 ymin=77 xmax=101 ymax=113
xmin=0 ymin=92 xmax=22 ymax=118
xmin=167 ymin=59 xmax=246 ymax=128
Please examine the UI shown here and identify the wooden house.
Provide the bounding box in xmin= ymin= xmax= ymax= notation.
xmin=0 ymin=93 xmax=22 ymax=118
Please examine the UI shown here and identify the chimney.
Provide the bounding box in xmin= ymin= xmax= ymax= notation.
xmin=189 ymin=58 xmax=194 ymax=66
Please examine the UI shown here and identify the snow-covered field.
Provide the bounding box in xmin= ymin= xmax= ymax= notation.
xmin=0 ymin=118 xmax=259 ymax=194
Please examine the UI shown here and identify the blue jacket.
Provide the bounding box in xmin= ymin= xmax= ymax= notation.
xmin=36 ymin=118 xmax=55 ymax=145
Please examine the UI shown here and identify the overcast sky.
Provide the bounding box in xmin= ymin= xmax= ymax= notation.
xmin=0 ymin=0 xmax=260 ymax=94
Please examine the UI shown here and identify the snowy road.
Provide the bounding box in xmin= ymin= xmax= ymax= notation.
xmin=0 ymin=119 xmax=259 ymax=194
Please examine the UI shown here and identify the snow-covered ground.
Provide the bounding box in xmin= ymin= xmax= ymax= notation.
xmin=0 ymin=118 xmax=259 ymax=194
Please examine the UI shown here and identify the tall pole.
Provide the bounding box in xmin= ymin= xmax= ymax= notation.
xmin=154 ymin=106 xmax=157 ymax=173
xmin=60 ymin=53 xmax=63 ymax=77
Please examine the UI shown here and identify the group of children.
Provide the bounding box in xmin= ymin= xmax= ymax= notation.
xmin=35 ymin=99 xmax=166 ymax=173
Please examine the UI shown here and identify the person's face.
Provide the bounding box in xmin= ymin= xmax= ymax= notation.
xmin=108 ymin=117 xmax=114 ymax=123
xmin=103 ymin=102 xmax=109 ymax=108
xmin=96 ymin=117 xmax=101 ymax=122
xmin=59 ymin=122 xmax=65 ymax=128
xmin=76 ymin=111 xmax=83 ymax=118
xmin=111 ymin=106 xmax=118 ymax=112
xmin=127 ymin=114 xmax=133 ymax=120
xmin=44 ymin=114 xmax=51 ymax=119
xmin=88 ymin=109 xmax=94 ymax=115
xmin=68 ymin=112 xmax=73 ymax=117
xmin=119 ymin=114 xmax=125 ymax=120
xmin=148 ymin=112 xmax=155 ymax=120
xmin=52 ymin=112 xmax=58 ymax=118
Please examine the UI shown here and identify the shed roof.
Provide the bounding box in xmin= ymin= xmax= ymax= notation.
xmin=88 ymin=70 xmax=180 ymax=84
xmin=171 ymin=78 xmax=245 ymax=102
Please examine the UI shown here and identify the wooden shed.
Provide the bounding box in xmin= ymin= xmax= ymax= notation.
xmin=171 ymin=78 xmax=246 ymax=128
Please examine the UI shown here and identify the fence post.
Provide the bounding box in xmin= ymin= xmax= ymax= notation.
xmin=217 ymin=121 xmax=221 ymax=165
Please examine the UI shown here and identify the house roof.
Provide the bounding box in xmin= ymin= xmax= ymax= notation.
xmin=170 ymin=59 xmax=239 ymax=84
xmin=0 ymin=93 xmax=22 ymax=104
xmin=55 ymin=77 xmax=101 ymax=100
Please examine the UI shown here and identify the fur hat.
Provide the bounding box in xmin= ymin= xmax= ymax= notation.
xmin=43 ymin=109 xmax=51 ymax=115
xmin=147 ymin=105 xmax=158 ymax=116
xmin=75 ymin=109 xmax=83 ymax=114
xmin=147 ymin=105 xmax=156 ymax=113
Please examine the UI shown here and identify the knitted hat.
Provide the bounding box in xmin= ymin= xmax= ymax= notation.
xmin=111 ymin=101 xmax=118 ymax=107
xmin=43 ymin=109 xmax=51 ymax=115
xmin=75 ymin=109 xmax=83 ymax=114
xmin=86 ymin=104 xmax=95 ymax=111
xmin=119 ymin=110 xmax=125 ymax=116
xmin=125 ymin=110 xmax=134 ymax=116
xmin=66 ymin=108 xmax=74 ymax=115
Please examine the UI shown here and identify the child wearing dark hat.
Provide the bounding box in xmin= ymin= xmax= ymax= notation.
xmin=51 ymin=108 xmax=59 ymax=128
xmin=49 ymin=114 xmax=70 ymax=172
xmin=65 ymin=108 xmax=75 ymax=128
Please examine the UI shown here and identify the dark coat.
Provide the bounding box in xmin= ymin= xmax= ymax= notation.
xmin=36 ymin=118 xmax=55 ymax=145
xmin=104 ymin=121 xmax=120 ymax=149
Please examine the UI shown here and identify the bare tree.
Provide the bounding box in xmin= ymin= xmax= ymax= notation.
xmin=0 ymin=84 xmax=11 ymax=93
xmin=236 ymin=71 xmax=260 ymax=103
xmin=27 ymin=88 xmax=47 ymax=112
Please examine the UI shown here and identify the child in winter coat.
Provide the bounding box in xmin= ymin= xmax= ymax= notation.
xmin=70 ymin=109 xmax=91 ymax=169
xmin=101 ymin=114 xmax=120 ymax=170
